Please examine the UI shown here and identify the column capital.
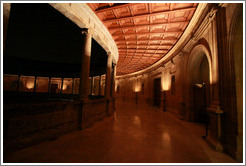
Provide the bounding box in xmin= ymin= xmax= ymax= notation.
xmin=81 ymin=28 xmax=94 ymax=36
xmin=107 ymin=51 xmax=112 ymax=56
xmin=208 ymin=6 xmax=219 ymax=22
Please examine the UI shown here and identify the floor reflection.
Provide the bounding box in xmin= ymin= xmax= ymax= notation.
xmin=133 ymin=116 xmax=141 ymax=126
xmin=4 ymin=100 xmax=236 ymax=163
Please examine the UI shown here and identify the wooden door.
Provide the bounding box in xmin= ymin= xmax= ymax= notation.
xmin=193 ymin=85 xmax=206 ymax=123
xmin=50 ymin=84 xmax=58 ymax=93
xmin=153 ymin=78 xmax=161 ymax=107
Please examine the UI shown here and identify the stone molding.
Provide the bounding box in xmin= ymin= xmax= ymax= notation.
xmin=81 ymin=28 xmax=94 ymax=36
xmin=49 ymin=3 xmax=119 ymax=64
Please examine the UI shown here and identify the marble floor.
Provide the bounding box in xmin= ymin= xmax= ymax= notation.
xmin=4 ymin=100 xmax=236 ymax=163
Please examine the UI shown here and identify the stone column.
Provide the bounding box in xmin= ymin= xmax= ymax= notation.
xmin=60 ymin=78 xmax=64 ymax=93
xmin=71 ymin=78 xmax=74 ymax=94
xmin=105 ymin=52 xmax=112 ymax=99
xmin=111 ymin=63 xmax=117 ymax=97
xmin=99 ymin=75 xmax=102 ymax=96
xmin=90 ymin=77 xmax=94 ymax=95
xmin=211 ymin=15 xmax=220 ymax=104
xmin=79 ymin=29 xmax=93 ymax=100
xmin=3 ymin=3 xmax=11 ymax=53
xmin=48 ymin=77 xmax=51 ymax=93
xmin=17 ymin=75 xmax=20 ymax=92
xmin=33 ymin=76 xmax=37 ymax=92
xmin=111 ymin=63 xmax=117 ymax=110
xmin=214 ymin=4 xmax=238 ymax=156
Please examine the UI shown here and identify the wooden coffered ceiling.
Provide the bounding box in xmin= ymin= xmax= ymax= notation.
xmin=88 ymin=3 xmax=198 ymax=75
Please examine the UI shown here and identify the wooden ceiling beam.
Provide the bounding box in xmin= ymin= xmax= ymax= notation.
xmin=117 ymin=44 xmax=173 ymax=47
xmin=118 ymin=48 xmax=168 ymax=51
xmin=115 ymin=38 xmax=177 ymax=42
xmin=118 ymin=52 xmax=164 ymax=55
xmin=103 ymin=7 xmax=196 ymax=22
xmin=108 ymin=21 xmax=189 ymax=30
xmin=95 ymin=3 xmax=139 ymax=13
xmin=118 ymin=55 xmax=163 ymax=57
xmin=112 ymin=30 xmax=183 ymax=37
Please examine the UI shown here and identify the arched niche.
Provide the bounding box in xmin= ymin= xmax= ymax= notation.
xmin=185 ymin=43 xmax=212 ymax=122
xmin=187 ymin=43 xmax=213 ymax=84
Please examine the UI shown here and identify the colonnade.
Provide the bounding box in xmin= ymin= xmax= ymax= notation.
xmin=79 ymin=28 xmax=116 ymax=101
xmin=3 ymin=4 xmax=116 ymax=100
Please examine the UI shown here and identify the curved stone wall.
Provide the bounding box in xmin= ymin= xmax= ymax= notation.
xmin=49 ymin=3 xmax=119 ymax=64
xmin=115 ymin=3 xmax=243 ymax=161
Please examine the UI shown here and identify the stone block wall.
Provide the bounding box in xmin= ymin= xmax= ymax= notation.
xmin=4 ymin=101 xmax=82 ymax=154
xmin=3 ymin=97 xmax=114 ymax=154
xmin=81 ymin=99 xmax=108 ymax=129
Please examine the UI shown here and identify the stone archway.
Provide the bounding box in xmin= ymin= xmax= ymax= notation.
xmin=185 ymin=44 xmax=212 ymax=122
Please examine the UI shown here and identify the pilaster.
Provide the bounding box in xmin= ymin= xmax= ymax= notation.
xmin=105 ymin=51 xmax=112 ymax=99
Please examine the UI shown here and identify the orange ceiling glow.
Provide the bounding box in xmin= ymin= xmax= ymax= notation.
xmin=88 ymin=3 xmax=198 ymax=75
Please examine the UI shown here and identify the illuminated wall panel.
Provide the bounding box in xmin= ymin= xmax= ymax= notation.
xmin=36 ymin=77 xmax=49 ymax=93
xmin=73 ymin=78 xmax=80 ymax=94
xmin=19 ymin=76 xmax=35 ymax=92
xmin=3 ymin=74 xmax=19 ymax=91
xmin=50 ymin=78 xmax=62 ymax=93
xmin=62 ymin=78 xmax=73 ymax=94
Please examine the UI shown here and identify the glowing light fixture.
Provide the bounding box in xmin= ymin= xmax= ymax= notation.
xmin=133 ymin=77 xmax=141 ymax=92
xmin=161 ymin=76 xmax=171 ymax=91
xmin=62 ymin=83 xmax=67 ymax=90
xmin=26 ymin=81 xmax=34 ymax=89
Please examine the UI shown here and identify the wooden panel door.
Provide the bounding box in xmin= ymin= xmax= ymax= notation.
xmin=154 ymin=78 xmax=161 ymax=107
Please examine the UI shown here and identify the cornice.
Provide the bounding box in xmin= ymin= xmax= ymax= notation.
xmin=49 ymin=3 xmax=119 ymax=64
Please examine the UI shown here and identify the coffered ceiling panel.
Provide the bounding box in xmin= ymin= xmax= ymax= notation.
xmin=87 ymin=3 xmax=198 ymax=75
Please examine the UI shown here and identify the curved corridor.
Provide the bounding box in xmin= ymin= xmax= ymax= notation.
xmin=4 ymin=100 xmax=235 ymax=163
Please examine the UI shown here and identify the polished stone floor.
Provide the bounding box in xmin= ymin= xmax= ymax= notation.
xmin=4 ymin=100 xmax=236 ymax=163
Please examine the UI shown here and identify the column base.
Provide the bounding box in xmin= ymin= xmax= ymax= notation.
xmin=160 ymin=91 xmax=166 ymax=112
xmin=79 ymin=98 xmax=109 ymax=130
xmin=204 ymin=135 xmax=223 ymax=152
xmin=178 ymin=100 xmax=186 ymax=120
xmin=205 ymin=101 xmax=224 ymax=152
xmin=236 ymin=131 xmax=243 ymax=162
xmin=78 ymin=99 xmax=87 ymax=130
xmin=106 ymin=98 xmax=114 ymax=116
xmin=112 ymin=97 xmax=116 ymax=110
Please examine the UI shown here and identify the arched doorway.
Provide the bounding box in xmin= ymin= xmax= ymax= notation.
xmin=153 ymin=77 xmax=161 ymax=107
xmin=186 ymin=46 xmax=212 ymax=123
xmin=192 ymin=54 xmax=210 ymax=123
